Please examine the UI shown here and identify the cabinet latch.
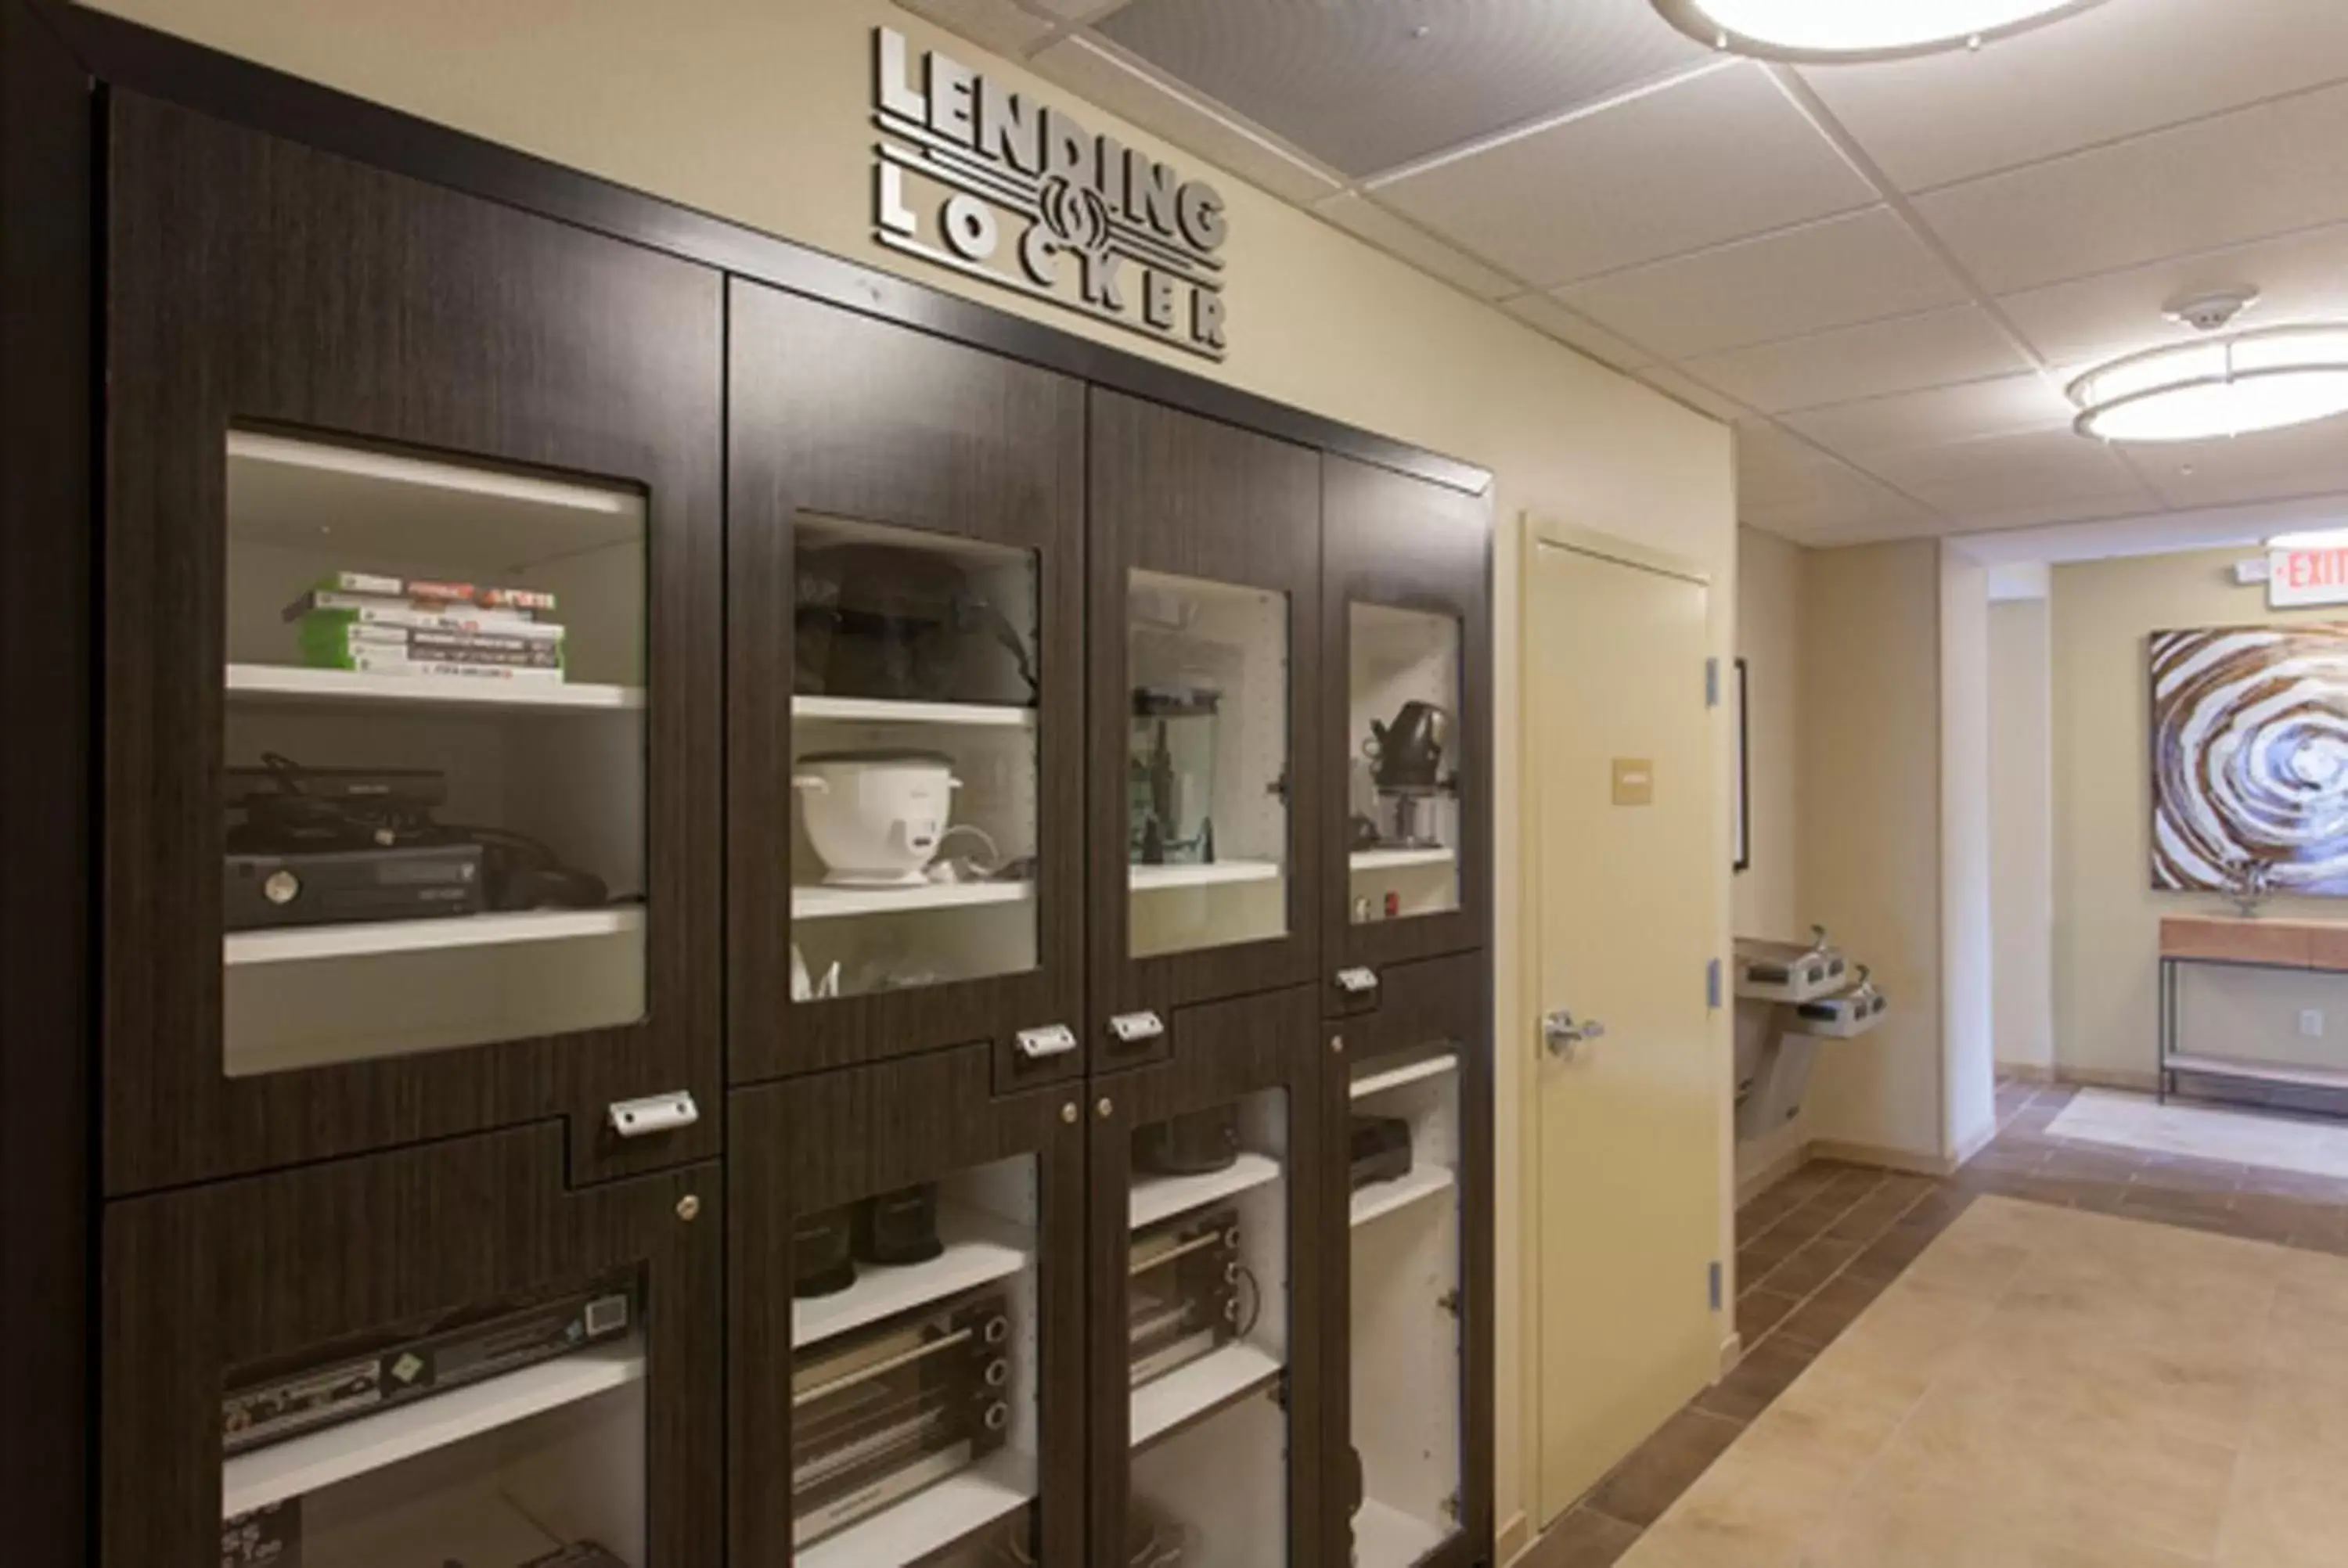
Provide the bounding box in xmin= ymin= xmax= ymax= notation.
xmin=608 ymin=1091 xmax=699 ymax=1139
xmin=1015 ymin=1023 xmax=1079 ymax=1059
xmin=1436 ymin=1289 xmax=1463 ymax=1318
xmin=1107 ymin=1010 xmax=1165 ymax=1045
xmin=1334 ymin=966 xmax=1379 ymax=996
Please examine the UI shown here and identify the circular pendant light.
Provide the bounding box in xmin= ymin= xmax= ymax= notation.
xmin=1651 ymin=0 xmax=2110 ymax=62
xmin=2072 ymin=310 xmax=2348 ymax=443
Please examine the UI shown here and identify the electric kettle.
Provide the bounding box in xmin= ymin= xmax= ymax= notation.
xmin=1363 ymin=699 xmax=1453 ymax=790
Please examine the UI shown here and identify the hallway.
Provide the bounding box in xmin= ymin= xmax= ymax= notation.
xmin=1531 ymin=1082 xmax=2348 ymax=1566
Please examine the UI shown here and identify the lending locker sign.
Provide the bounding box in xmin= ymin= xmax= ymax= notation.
xmin=872 ymin=27 xmax=1230 ymax=361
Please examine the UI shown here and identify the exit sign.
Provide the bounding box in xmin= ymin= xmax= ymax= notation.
xmin=2270 ymin=545 xmax=2348 ymax=608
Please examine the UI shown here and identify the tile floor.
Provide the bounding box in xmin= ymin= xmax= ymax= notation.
xmin=1520 ymin=1081 xmax=2348 ymax=1567
xmin=2047 ymin=1087 xmax=2348 ymax=1181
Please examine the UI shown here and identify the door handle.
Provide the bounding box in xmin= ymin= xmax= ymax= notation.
xmin=1543 ymin=1010 xmax=1605 ymax=1059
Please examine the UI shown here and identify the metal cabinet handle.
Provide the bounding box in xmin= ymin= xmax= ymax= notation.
xmin=609 ymin=1091 xmax=699 ymax=1138
xmin=1016 ymin=1023 xmax=1079 ymax=1059
xmin=1107 ymin=1010 xmax=1165 ymax=1045
xmin=1334 ymin=966 xmax=1379 ymax=995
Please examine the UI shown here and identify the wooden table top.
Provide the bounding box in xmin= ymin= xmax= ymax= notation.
xmin=2161 ymin=914 xmax=2348 ymax=971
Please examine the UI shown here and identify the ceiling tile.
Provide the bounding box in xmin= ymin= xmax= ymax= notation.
xmin=1998 ymin=223 xmax=2348 ymax=369
xmin=1911 ymin=81 xmax=2348 ymax=295
xmin=898 ymin=0 xmax=1057 ymax=55
xmin=1311 ymin=194 xmax=1522 ymax=300
xmin=1782 ymin=374 xmax=2076 ymax=462
xmin=1797 ymin=0 xmax=2348 ymax=193
xmin=1634 ymin=365 xmax=1748 ymax=423
xmin=1555 ymin=207 xmax=1968 ymax=361
xmin=1684 ymin=305 xmax=2036 ymax=412
xmin=1738 ymin=459 xmax=1941 ymax=541
xmin=1736 ymin=423 xmax=1862 ymax=508
xmin=1941 ymin=493 xmax=2156 ymax=533
xmin=1857 ymin=427 xmax=2155 ymax=517
xmin=1092 ymin=0 xmax=1712 ymax=178
xmin=1374 ymin=63 xmax=1875 ymax=288
xmin=1497 ymin=294 xmax=1657 ymax=370
xmin=2136 ymin=417 xmax=2348 ymax=509
xmin=1025 ymin=36 xmax=1343 ymax=206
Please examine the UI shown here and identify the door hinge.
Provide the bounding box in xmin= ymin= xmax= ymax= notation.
xmin=1709 ymin=1260 xmax=1723 ymax=1312
xmin=1706 ymin=957 xmax=1723 ymax=1010
xmin=1705 ymin=656 xmax=1721 ymax=707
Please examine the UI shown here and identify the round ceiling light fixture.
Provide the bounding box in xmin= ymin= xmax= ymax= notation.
xmin=2072 ymin=290 xmax=2348 ymax=444
xmin=1651 ymin=0 xmax=2110 ymax=62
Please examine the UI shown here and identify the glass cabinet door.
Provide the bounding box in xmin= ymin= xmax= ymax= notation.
xmin=1118 ymin=1086 xmax=1296 ymax=1567
xmin=1341 ymin=1043 xmax=1468 ymax=1567
xmin=1344 ymin=603 xmax=1464 ymax=930
xmin=222 ymin=432 xmax=649 ymax=1076
xmin=1126 ymin=571 xmax=1291 ymax=959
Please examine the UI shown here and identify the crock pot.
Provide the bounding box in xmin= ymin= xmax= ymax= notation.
xmin=792 ymin=749 xmax=961 ymax=886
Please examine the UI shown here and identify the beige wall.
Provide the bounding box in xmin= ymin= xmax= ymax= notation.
xmin=1798 ymin=541 xmax=1946 ymax=1162
xmin=87 ymin=0 xmax=1739 ymax=1544
xmin=1734 ymin=527 xmax=1808 ymax=1189
xmin=1989 ymin=598 xmax=2054 ymax=1073
xmin=2051 ymin=547 xmax=2348 ymax=1082
xmin=1939 ymin=548 xmax=1996 ymax=1162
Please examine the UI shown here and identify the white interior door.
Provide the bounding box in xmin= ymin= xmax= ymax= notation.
xmin=1528 ymin=531 xmax=1723 ymax=1525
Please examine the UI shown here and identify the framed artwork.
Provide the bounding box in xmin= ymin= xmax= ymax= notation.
xmin=2149 ymin=624 xmax=2348 ymax=894
xmin=1733 ymin=656 xmax=1751 ymax=875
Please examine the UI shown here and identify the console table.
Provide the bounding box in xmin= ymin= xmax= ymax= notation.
xmin=2158 ymin=915 xmax=2348 ymax=1102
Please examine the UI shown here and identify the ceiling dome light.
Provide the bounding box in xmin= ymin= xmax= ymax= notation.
xmin=2072 ymin=325 xmax=2348 ymax=444
xmin=1651 ymin=0 xmax=2109 ymax=62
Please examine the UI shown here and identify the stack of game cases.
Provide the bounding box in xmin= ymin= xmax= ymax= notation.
xmin=286 ymin=571 xmax=565 ymax=684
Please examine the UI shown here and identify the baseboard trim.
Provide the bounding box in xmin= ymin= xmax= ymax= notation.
xmin=1950 ymin=1115 xmax=1999 ymax=1170
xmin=2054 ymin=1064 xmax=2161 ymax=1093
xmin=1718 ymin=1330 xmax=1744 ymax=1379
xmin=1997 ymin=1060 xmax=2056 ymax=1084
xmin=1735 ymin=1137 xmax=1814 ymax=1207
xmin=1806 ymin=1136 xmax=1956 ymax=1178
xmin=1496 ymin=1510 xmax=1531 ymax=1565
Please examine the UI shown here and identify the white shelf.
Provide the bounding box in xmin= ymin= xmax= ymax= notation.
xmin=227 ymin=663 xmax=644 ymax=713
xmin=1350 ymin=1164 xmax=1457 ymax=1228
xmin=1350 ymin=1052 xmax=1460 ymax=1102
xmin=221 ymin=1337 xmax=646 ymax=1519
xmin=1129 ymin=859 xmax=1283 ymax=892
xmin=225 ymin=907 xmax=643 ymax=967
xmin=1129 ymin=1152 xmax=1281 ymax=1232
xmin=1130 ymin=1343 xmax=1284 ymax=1449
xmin=1349 ymin=847 xmax=1455 ymax=872
xmin=792 ymin=1206 xmax=1033 ymax=1350
xmin=1353 ymin=1497 xmax=1451 ymax=1568
xmin=797 ymin=1448 xmax=1036 ymax=1568
xmin=794 ymin=694 xmax=1036 ymax=728
xmin=791 ymin=879 xmax=1035 ymax=920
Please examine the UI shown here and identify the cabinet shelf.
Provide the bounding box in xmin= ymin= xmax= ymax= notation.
xmin=1352 ymin=1497 xmax=1450 ymax=1568
xmin=226 ymin=662 xmax=645 ymax=713
xmin=1349 ymin=847 xmax=1454 ymax=872
xmin=1350 ymin=1052 xmax=1460 ymax=1102
xmin=1130 ymin=1342 xmax=1284 ymax=1451
xmin=1129 ymin=859 xmax=1283 ymax=892
xmin=1349 ymin=1164 xmax=1457 ymax=1228
xmin=225 ymin=907 xmax=643 ymax=966
xmin=793 ymin=694 xmax=1036 ymax=728
xmin=791 ymin=1206 xmax=1032 ymax=1351
xmin=790 ymin=879 xmax=1034 ymax=920
xmin=1129 ymin=1152 xmax=1280 ymax=1232
xmin=221 ymin=1336 xmax=646 ymax=1519
xmin=796 ymin=1448 xmax=1035 ymax=1568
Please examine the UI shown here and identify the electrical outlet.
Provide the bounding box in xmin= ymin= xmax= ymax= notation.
xmin=2303 ymin=1009 xmax=2326 ymax=1039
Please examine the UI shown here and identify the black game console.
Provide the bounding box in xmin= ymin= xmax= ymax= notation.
xmin=1348 ymin=1115 xmax=1413 ymax=1191
xmin=224 ymin=843 xmax=487 ymax=931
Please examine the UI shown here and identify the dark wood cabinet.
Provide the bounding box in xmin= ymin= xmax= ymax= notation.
xmin=1088 ymin=985 xmax=1328 ymax=1568
xmin=1323 ymin=951 xmax=1495 ymax=1568
xmin=729 ymin=1047 xmax=1088 ymax=1566
xmin=100 ymin=1124 xmax=722 ymax=1567
xmin=727 ymin=280 xmax=1089 ymax=1091
xmin=99 ymin=92 xmax=725 ymax=1195
xmin=1089 ymin=392 xmax=1325 ymax=1069
xmin=1322 ymin=457 xmax=1493 ymax=998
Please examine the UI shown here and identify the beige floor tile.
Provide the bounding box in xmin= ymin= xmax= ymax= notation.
xmin=1806 ymin=1277 xmax=1999 ymax=1401
xmin=1951 ymin=1298 xmax=2262 ymax=1449
xmin=2215 ymin=1444 xmax=2348 ymax=1568
xmin=1800 ymin=1478 xmax=2213 ymax=1568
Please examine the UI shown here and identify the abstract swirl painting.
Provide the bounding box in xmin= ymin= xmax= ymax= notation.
xmin=2151 ymin=625 xmax=2348 ymax=894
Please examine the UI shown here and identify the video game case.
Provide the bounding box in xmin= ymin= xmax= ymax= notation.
xmin=522 ymin=1545 xmax=630 ymax=1568
xmin=303 ymin=626 xmax=564 ymax=668
xmin=220 ymin=1501 xmax=299 ymax=1567
xmin=283 ymin=592 xmax=561 ymax=635
xmin=312 ymin=571 xmax=558 ymax=612
xmin=334 ymin=654 xmax=567 ymax=683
